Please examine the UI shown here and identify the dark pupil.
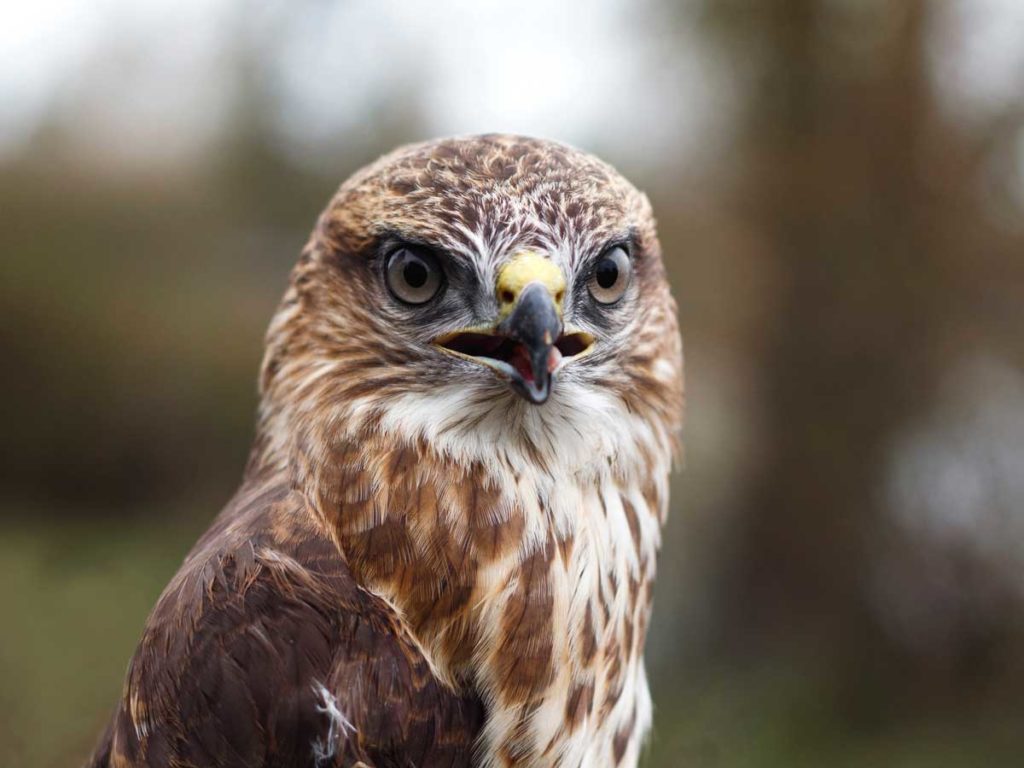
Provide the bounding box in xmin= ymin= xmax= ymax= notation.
xmin=596 ymin=259 xmax=619 ymax=289
xmin=403 ymin=258 xmax=429 ymax=288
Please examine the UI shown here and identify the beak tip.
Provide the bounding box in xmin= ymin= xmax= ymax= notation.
xmin=521 ymin=380 xmax=551 ymax=405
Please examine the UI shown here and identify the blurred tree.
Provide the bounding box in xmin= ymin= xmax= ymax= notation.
xmin=0 ymin=23 xmax=430 ymax=513
xmin=706 ymin=0 xmax=1024 ymax=716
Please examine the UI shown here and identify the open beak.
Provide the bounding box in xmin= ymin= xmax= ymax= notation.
xmin=433 ymin=251 xmax=594 ymax=404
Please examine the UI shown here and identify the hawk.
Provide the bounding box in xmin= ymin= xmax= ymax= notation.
xmin=89 ymin=134 xmax=683 ymax=768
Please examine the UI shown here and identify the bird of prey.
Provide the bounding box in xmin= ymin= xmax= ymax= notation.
xmin=89 ymin=134 xmax=683 ymax=768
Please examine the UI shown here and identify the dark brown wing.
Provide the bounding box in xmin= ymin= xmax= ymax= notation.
xmin=89 ymin=481 xmax=483 ymax=768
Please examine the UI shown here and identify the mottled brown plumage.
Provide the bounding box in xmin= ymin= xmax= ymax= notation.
xmin=90 ymin=134 xmax=683 ymax=768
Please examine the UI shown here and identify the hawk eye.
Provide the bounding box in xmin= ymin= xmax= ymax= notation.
xmin=587 ymin=246 xmax=631 ymax=304
xmin=385 ymin=246 xmax=444 ymax=305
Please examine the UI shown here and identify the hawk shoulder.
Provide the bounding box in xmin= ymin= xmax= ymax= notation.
xmin=91 ymin=481 xmax=483 ymax=768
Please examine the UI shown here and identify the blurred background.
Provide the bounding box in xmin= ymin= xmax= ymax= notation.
xmin=2 ymin=1 xmax=1024 ymax=765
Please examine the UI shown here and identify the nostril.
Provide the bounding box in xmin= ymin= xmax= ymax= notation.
xmin=501 ymin=289 xmax=515 ymax=304
xmin=555 ymin=290 xmax=564 ymax=303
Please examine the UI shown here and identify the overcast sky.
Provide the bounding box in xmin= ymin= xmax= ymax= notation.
xmin=0 ymin=0 xmax=1021 ymax=170
xmin=0 ymin=0 xmax=722 ymax=169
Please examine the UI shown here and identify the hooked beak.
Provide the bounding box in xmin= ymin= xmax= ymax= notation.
xmin=433 ymin=252 xmax=594 ymax=404
xmin=496 ymin=282 xmax=563 ymax=402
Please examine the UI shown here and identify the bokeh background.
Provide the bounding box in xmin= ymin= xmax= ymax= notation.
xmin=3 ymin=1 xmax=1024 ymax=765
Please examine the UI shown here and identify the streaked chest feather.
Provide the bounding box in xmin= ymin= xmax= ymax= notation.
xmin=304 ymin=397 xmax=672 ymax=768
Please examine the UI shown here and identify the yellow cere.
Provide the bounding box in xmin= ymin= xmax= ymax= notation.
xmin=494 ymin=251 xmax=566 ymax=320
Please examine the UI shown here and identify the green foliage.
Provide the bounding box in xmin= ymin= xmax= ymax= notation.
xmin=0 ymin=513 xmax=206 ymax=768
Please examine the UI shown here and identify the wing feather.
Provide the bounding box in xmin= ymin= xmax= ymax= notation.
xmin=89 ymin=480 xmax=483 ymax=768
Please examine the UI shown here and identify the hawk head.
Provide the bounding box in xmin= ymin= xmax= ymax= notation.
xmin=256 ymin=134 xmax=682 ymax=476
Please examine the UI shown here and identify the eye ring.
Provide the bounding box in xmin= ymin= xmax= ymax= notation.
xmin=587 ymin=245 xmax=632 ymax=304
xmin=385 ymin=246 xmax=444 ymax=305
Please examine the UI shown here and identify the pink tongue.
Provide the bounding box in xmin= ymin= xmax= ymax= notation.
xmin=547 ymin=346 xmax=563 ymax=373
xmin=510 ymin=344 xmax=534 ymax=381
xmin=509 ymin=344 xmax=562 ymax=382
